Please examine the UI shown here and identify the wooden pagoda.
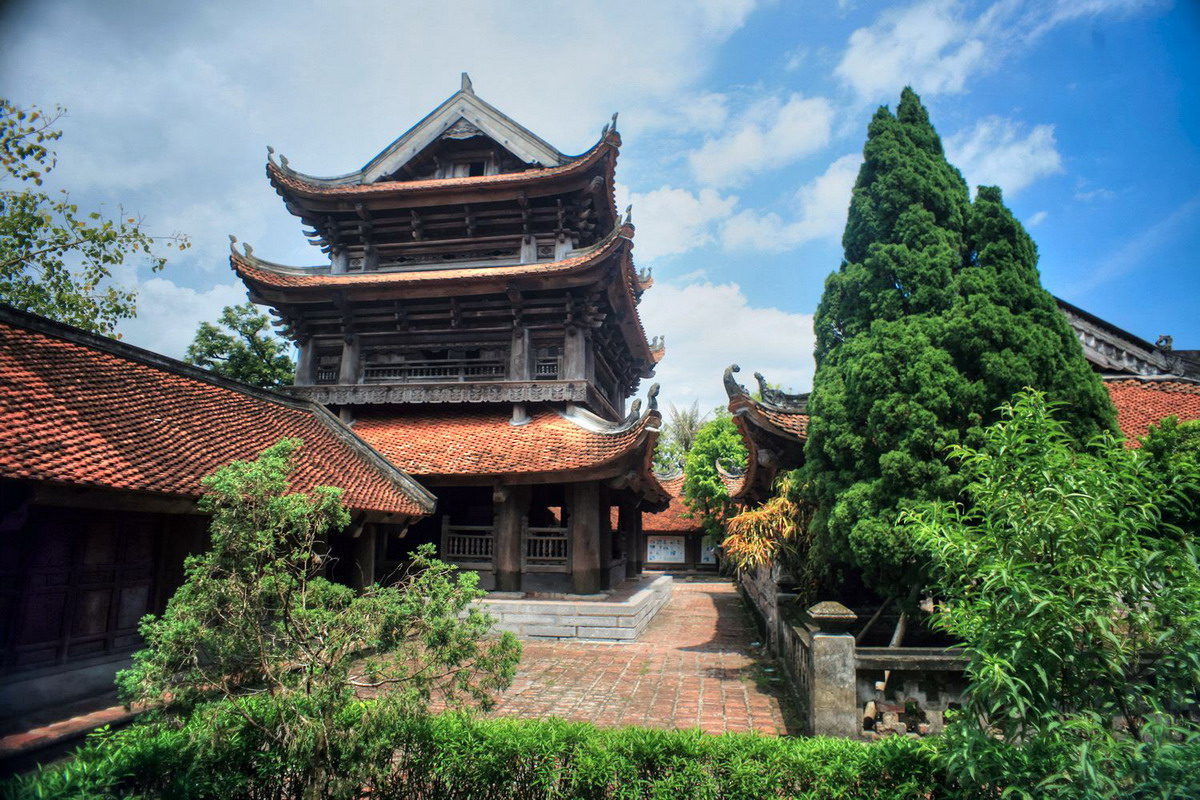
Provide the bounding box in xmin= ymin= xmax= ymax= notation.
xmin=233 ymin=74 xmax=668 ymax=594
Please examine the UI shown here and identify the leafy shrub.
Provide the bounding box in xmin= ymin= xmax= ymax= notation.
xmin=4 ymin=712 xmax=952 ymax=799
xmin=906 ymin=390 xmax=1200 ymax=799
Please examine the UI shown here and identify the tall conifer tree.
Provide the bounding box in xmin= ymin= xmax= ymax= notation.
xmin=804 ymin=88 xmax=1115 ymax=599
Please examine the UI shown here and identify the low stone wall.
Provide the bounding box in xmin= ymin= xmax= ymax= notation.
xmin=476 ymin=575 xmax=673 ymax=641
xmin=739 ymin=568 xmax=967 ymax=739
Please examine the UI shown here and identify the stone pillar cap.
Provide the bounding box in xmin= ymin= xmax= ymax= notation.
xmin=807 ymin=600 xmax=858 ymax=632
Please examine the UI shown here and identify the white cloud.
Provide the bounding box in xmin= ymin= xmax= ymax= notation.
xmin=117 ymin=277 xmax=250 ymax=360
xmin=836 ymin=0 xmax=986 ymax=100
xmin=1025 ymin=210 xmax=1048 ymax=227
xmin=688 ymin=93 xmax=834 ymax=187
xmin=945 ymin=116 xmax=1063 ymax=196
xmin=722 ymin=153 xmax=861 ymax=252
xmin=835 ymin=0 xmax=1161 ymax=103
xmin=1067 ymin=192 xmax=1200 ymax=295
xmin=1074 ymin=187 xmax=1117 ymax=202
xmin=640 ymin=281 xmax=815 ymax=413
xmin=619 ymin=185 xmax=738 ymax=262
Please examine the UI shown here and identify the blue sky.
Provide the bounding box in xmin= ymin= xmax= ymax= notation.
xmin=2 ymin=0 xmax=1196 ymax=413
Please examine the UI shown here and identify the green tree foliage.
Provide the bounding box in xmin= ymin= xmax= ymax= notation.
xmin=681 ymin=412 xmax=748 ymax=539
xmin=1140 ymin=416 xmax=1200 ymax=532
xmin=185 ymin=302 xmax=296 ymax=388
xmin=116 ymin=438 xmax=521 ymax=800
xmin=804 ymin=88 xmax=1115 ymax=598
xmin=0 ymin=99 xmax=189 ymax=336
xmin=653 ymin=401 xmax=708 ymax=472
xmin=906 ymin=391 xmax=1200 ymax=798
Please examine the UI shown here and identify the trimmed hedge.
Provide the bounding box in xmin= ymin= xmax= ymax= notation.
xmin=3 ymin=711 xmax=950 ymax=799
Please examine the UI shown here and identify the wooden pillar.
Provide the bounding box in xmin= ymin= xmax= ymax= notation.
xmin=494 ymin=485 xmax=528 ymax=593
xmin=620 ymin=503 xmax=639 ymax=578
xmin=331 ymin=247 xmax=349 ymax=274
xmin=339 ymin=335 xmax=360 ymax=385
xmin=598 ymin=486 xmax=613 ymax=589
xmin=569 ymin=481 xmax=601 ymax=594
xmin=363 ymin=243 xmax=380 ymax=271
xmin=630 ymin=507 xmax=644 ymax=576
xmin=352 ymin=523 xmax=377 ymax=592
xmin=509 ymin=325 xmax=531 ymax=380
xmin=295 ymin=338 xmax=317 ymax=386
xmin=563 ymin=326 xmax=588 ymax=381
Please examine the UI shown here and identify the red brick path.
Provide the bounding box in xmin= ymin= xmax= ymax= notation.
xmin=487 ymin=579 xmax=798 ymax=735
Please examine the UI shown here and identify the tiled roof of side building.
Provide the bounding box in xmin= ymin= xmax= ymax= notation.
xmin=352 ymin=405 xmax=657 ymax=479
xmin=642 ymin=474 xmax=703 ymax=533
xmin=753 ymin=406 xmax=809 ymax=439
xmin=0 ymin=306 xmax=434 ymax=517
xmin=1104 ymin=376 xmax=1200 ymax=447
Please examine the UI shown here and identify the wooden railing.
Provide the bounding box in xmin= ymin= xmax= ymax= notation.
xmin=535 ymin=358 xmax=560 ymax=379
xmin=523 ymin=524 xmax=569 ymax=572
xmin=440 ymin=518 xmax=494 ymax=570
xmin=364 ymin=360 xmax=505 ymax=383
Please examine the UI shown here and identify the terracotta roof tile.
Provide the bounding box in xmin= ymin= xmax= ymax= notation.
xmin=1105 ymin=377 xmax=1200 ymax=447
xmin=642 ymin=474 xmax=703 ymax=533
xmin=755 ymin=407 xmax=809 ymax=439
xmin=232 ymin=227 xmax=628 ymax=290
xmin=0 ymin=311 xmax=432 ymax=516
xmin=353 ymin=406 xmax=655 ymax=478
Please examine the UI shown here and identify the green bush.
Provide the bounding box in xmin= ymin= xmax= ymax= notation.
xmin=906 ymin=390 xmax=1200 ymax=799
xmin=4 ymin=710 xmax=952 ymax=799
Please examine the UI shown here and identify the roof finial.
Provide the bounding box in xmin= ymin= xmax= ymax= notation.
xmin=624 ymin=204 xmax=633 ymax=226
xmin=461 ymin=72 xmax=474 ymax=93
xmin=610 ymin=112 xmax=618 ymax=133
xmin=228 ymin=234 xmax=238 ymax=253
xmin=723 ymin=364 xmax=748 ymax=399
xmin=647 ymin=383 xmax=660 ymax=412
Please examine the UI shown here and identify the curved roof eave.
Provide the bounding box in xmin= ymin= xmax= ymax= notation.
xmin=266 ymin=132 xmax=618 ymax=198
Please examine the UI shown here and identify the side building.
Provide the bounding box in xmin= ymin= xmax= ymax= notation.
xmin=233 ymin=75 xmax=669 ymax=595
xmin=0 ymin=305 xmax=434 ymax=725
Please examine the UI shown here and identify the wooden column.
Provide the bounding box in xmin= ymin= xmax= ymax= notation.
xmin=620 ymin=503 xmax=639 ymax=578
xmin=351 ymin=523 xmax=377 ymax=592
xmin=630 ymin=506 xmax=644 ymax=576
xmin=295 ymin=338 xmax=317 ymax=386
xmin=509 ymin=326 xmax=531 ymax=380
xmin=563 ymin=326 xmax=588 ymax=381
xmin=598 ymin=486 xmax=613 ymax=589
xmin=331 ymin=247 xmax=349 ymax=274
xmin=339 ymin=335 xmax=360 ymax=385
xmin=494 ymin=485 xmax=528 ymax=592
xmin=569 ymin=481 xmax=601 ymax=594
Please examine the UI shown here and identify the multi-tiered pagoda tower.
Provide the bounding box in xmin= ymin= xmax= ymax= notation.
xmin=233 ymin=75 xmax=668 ymax=594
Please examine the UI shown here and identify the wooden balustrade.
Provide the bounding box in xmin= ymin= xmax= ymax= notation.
xmin=440 ymin=517 xmax=495 ymax=569
xmin=523 ymin=525 xmax=570 ymax=572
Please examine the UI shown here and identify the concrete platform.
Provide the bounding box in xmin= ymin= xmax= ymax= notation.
xmin=475 ymin=574 xmax=673 ymax=641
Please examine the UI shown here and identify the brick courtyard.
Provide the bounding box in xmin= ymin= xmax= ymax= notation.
xmin=486 ymin=579 xmax=798 ymax=735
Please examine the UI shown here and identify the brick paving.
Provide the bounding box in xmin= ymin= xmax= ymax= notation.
xmin=486 ymin=579 xmax=798 ymax=735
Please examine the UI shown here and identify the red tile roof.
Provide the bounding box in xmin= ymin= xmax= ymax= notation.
xmin=268 ymin=134 xmax=617 ymax=198
xmin=352 ymin=405 xmax=658 ymax=479
xmin=232 ymin=227 xmax=629 ymax=291
xmin=1105 ymin=377 xmax=1200 ymax=447
xmin=642 ymin=474 xmax=702 ymax=533
xmin=0 ymin=308 xmax=433 ymax=517
xmin=755 ymin=406 xmax=809 ymax=439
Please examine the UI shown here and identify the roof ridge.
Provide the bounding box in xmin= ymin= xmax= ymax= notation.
xmin=1101 ymin=373 xmax=1200 ymax=387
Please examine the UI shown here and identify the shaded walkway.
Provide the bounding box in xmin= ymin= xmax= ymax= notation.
xmin=488 ymin=579 xmax=798 ymax=735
